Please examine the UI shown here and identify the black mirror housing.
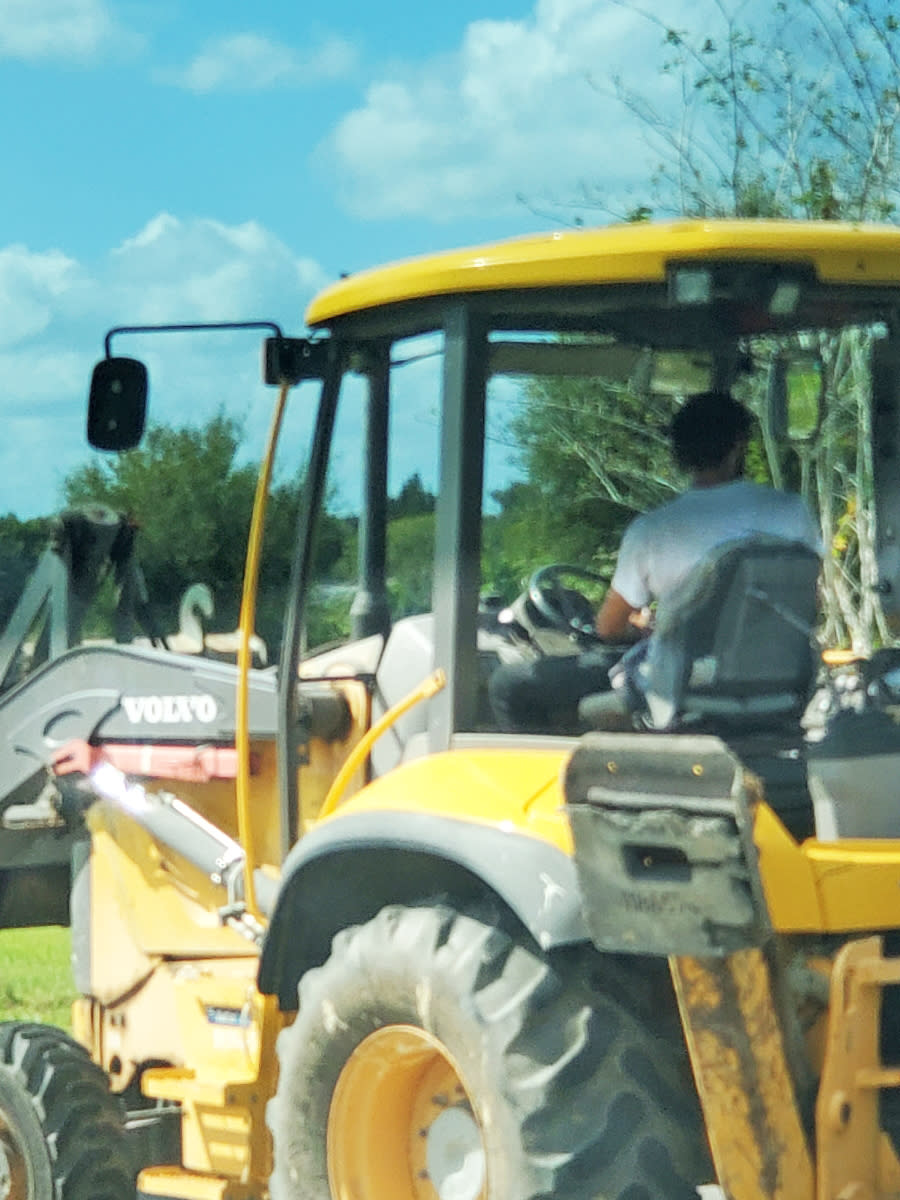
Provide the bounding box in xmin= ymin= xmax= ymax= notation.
xmin=87 ymin=357 xmax=148 ymax=451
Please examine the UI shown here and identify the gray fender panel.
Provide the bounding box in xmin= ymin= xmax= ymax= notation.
xmin=258 ymin=810 xmax=588 ymax=1006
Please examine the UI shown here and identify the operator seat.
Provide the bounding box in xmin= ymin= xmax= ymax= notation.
xmin=579 ymin=536 xmax=821 ymax=734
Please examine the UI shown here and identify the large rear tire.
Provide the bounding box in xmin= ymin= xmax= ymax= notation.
xmin=0 ymin=1022 xmax=135 ymax=1199
xmin=268 ymin=902 xmax=708 ymax=1200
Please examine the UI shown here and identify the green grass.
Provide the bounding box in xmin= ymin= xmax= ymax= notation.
xmin=0 ymin=926 xmax=75 ymax=1029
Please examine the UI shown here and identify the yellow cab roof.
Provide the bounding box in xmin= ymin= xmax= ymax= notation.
xmin=305 ymin=218 xmax=900 ymax=328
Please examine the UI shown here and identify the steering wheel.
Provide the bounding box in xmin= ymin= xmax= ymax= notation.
xmin=527 ymin=564 xmax=609 ymax=641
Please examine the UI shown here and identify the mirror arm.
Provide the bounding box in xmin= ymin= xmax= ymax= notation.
xmin=103 ymin=320 xmax=284 ymax=359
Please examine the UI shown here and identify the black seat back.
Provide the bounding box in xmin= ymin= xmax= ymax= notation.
xmin=641 ymin=536 xmax=820 ymax=730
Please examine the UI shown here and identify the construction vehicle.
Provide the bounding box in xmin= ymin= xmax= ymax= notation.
xmin=7 ymin=219 xmax=900 ymax=1200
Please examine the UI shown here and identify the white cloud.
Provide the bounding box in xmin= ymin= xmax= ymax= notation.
xmin=0 ymin=246 xmax=84 ymax=346
xmin=0 ymin=0 xmax=132 ymax=61
xmin=162 ymin=31 xmax=357 ymax=93
xmin=0 ymin=217 xmax=333 ymax=517
xmin=108 ymin=213 xmax=330 ymax=323
xmin=326 ymin=0 xmax=701 ymax=222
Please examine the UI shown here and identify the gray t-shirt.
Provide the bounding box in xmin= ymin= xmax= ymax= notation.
xmin=610 ymin=480 xmax=821 ymax=609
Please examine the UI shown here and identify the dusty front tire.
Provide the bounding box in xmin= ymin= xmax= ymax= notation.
xmin=268 ymin=903 xmax=708 ymax=1200
xmin=0 ymin=1022 xmax=135 ymax=1199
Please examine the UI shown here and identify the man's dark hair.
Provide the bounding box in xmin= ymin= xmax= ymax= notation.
xmin=670 ymin=391 xmax=753 ymax=472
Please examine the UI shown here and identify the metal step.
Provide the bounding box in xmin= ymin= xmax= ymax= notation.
xmin=137 ymin=1165 xmax=256 ymax=1199
xmin=141 ymin=1065 xmax=259 ymax=1108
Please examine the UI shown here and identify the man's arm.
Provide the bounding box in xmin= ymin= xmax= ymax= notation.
xmin=595 ymin=588 xmax=648 ymax=642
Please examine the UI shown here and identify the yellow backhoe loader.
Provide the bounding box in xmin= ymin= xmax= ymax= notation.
xmin=5 ymin=220 xmax=900 ymax=1200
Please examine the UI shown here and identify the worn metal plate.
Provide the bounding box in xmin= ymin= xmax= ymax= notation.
xmin=565 ymin=732 xmax=769 ymax=955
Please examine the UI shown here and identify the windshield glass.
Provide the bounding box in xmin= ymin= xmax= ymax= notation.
xmin=304 ymin=332 xmax=442 ymax=655
xmin=478 ymin=319 xmax=883 ymax=657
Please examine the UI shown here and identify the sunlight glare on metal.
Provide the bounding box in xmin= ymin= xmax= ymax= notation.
xmin=88 ymin=761 xmax=151 ymax=816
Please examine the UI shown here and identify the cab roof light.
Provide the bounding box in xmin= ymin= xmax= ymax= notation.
xmin=670 ymin=268 xmax=712 ymax=306
xmin=668 ymin=262 xmax=813 ymax=313
xmin=769 ymin=281 xmax=802 ymax=316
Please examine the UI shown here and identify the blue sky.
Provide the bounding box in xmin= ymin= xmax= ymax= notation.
xmin=0 ymin=0 xmax=773 ymax=517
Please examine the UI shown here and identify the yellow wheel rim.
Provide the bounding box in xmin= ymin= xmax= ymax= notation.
xmin=327 ymin=1024 xmax=487 ymax=1200
xmin=0 ymin=1112 xmax=30 ymax=1200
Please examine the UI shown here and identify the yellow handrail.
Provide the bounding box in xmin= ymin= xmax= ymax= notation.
xmin=236 ymin=382 xmax=289 ymax=920
xmin=318 ymin=669 xmax=447 ymax=820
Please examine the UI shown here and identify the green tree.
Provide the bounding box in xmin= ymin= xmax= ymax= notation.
xmin=387 ymin=473 xmax=436 ymax=520
xmin=0 ymin=514 xmax=55 ymax=627
xmin=387 ymin=512 xmax=436 ymax=616
xmin=64 ymin=412 xmax=259 ymax=635
xmin=513 ymin=371 xmax=678 ymax=533
xmin=481 ymin=479 xmax=614 ymax=602
xmin=63 ymin=412 xmax=357 ymax=654
xmin=602 ymin=0 xmax=900 ymax=224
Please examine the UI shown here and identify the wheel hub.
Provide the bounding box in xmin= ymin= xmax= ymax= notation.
xmin=425 ymin=1105 xmax=486 ymax=1200
xmin=328 ymin=1024 xmax=487 ymax=1200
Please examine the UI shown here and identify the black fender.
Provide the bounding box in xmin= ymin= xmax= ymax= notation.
xmin=257 ymin=809 xmax=589 ymax=1008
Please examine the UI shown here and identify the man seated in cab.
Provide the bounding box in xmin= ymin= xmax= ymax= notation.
xmin=489 ymin=390 xmax=821 ymax=734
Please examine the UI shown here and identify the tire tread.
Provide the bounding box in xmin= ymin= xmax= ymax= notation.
xmin=270 ymin=902 xmax=710 ymax=1200
xmin=0 ymin=1021 xmax=135 ymax=1199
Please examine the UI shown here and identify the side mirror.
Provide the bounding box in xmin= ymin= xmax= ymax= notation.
xmin=767 ymin=352 xmax=824 ymax=443
xmin=87 ymin=357 xmax=148 ymax=451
